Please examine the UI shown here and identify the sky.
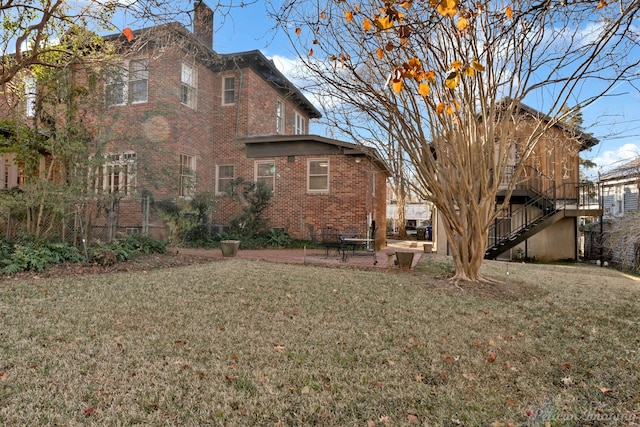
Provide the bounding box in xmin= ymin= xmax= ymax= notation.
xmin=118 ymin=0 xmax=640 ymax=176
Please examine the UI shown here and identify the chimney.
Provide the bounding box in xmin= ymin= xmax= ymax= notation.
xmin=194 ymin=1 xmax=214 ymax=50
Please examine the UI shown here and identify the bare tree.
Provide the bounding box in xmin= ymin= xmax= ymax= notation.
xmin=0 ymin=0 xmax=259 ymax=88
xmin=275 ymin=0 xmax=640 ymax=282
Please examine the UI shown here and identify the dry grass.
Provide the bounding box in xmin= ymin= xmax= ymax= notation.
xmin=1 ymin=256 xmax=639 ymax=426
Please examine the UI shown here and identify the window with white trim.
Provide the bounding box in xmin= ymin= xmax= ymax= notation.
xmin=308 ymin=159 xmax=329 ymax=193
xmin=255 ymin=160 xmax=275 ymax=193
xmin=97 ymin=152 xmax=137 ymax=195
xmin=181 ymin=62 xmax=197 ymax=108
xmin=294 ymin=111 xmax=305 ymax=135
xmin=25 ymin=77 xmax=36 ymax=117
xmin=216 ymin=164 xmax=235 ymax=194
xmin=276 ymin=99 xmax=284 ymax=134
xmin=222 ymin=76 xmax=235 ymax=105
xmin=179 ymin=154 xmax=195 ymax=198
xmin=106 ymin=58 xmax=148 ymax=106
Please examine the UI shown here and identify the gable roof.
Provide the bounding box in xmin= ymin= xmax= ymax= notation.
xmin=212 ymin=50 xmax=321 ymax=119
xmin=498 ymin=99 xmax=599 ymax=151
xmin=600 ymin=157 xmax=640 ymax=182
xmin=103 ymin=25 xmax=321 ymax=120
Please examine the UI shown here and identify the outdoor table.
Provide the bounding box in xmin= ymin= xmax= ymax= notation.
xmin=340 ymin=236 xmax=377 ymax=264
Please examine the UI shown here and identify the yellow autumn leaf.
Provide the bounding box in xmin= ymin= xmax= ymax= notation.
xmin=376 ymin=48 xmax=384 ymax=60
xmin=308 ymin=48 xmax=314 ymax=57
xmin=418 ymin=82 xmax=430 ymax=96
xmin=436 ymin=103 xmax=445 ymax=115
xmin=505 ymin=5 xmax=513 ymax=19
xmin=445 ymin=73 xmax=459 ymax=89
xmin=424 ymin=70 xmax=436 ymax=82
xmin=596 ymin=0 xmax=607 ymax=8
xmin=451 ymin=60 xmax=463 ymax=70
xmin=457 ymin=17 xmax=468 ymax=30
xmin=408 ymin=57 xmax=422 ymax=69
xmin=446 ymin=105 xmax=454 ymax=115
xmin=465 ymin=67 xmax=475 ymax=77
xmin=346 ymin=10 xmax=354 ymax=22
xmin=363 ymin=18 xmax=372 ymax=32
xmin=344 ymin=10 xmax=353 ymax=22
xmin=374 ymin=16 xmax=393 ymax=30
xmin=399 ymin=1 xmax=413 ymax=8
xmin=392 ymin=79 xmax=404 ymax=93
xmin=437 ymin=0 xmax=458 ymax=17
xmin=295 ymin=27 xmax=301 ymax=36
xmin=471 ymin=60 xmax=485 ymax=71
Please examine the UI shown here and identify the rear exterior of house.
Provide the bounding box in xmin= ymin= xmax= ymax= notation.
xmin=0 ymin=1 xmax=389 ymax=247
xmin=435 ymin=103 xmax=601 ymax=262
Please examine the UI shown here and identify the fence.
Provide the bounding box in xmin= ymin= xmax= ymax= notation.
xmin=0 ymin=193 xmax=157 ymax=247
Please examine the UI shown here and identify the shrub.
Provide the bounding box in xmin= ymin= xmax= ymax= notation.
xmin=266 ymin=229 xmax=292 ymax=248
xmin=1 ymin=241 xmax=83 ymax=274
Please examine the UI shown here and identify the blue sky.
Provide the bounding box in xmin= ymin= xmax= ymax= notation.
xmin=117 ymin=0 xmax=640 ymax=175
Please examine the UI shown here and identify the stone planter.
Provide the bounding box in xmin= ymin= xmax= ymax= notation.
xmin=395 ymin=251 xmax=415 ymax=268
xmin=423 ymin=243 xmax=433 ymax=253
xmin=220 ymin=240 xmax=240 ymax=257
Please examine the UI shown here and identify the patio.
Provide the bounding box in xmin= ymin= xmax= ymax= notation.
xmin=172 ymin=240 xmax=427 ymax=270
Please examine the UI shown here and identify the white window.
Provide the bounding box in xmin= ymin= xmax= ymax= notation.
xmin=98 ymin=152 xmax=137 ymax=195
xmin=106 ymin=58 xmax=148 ymax=106
xmin=179 ymin=154 xmax=195 ymax=198
xmin=255 ymin=160 xmax=275 ymax=193
xmin=308 ymin=159 xmax=329 ymax=193
xmin=294 ymin=112 xmax=305 ymax=135
xmin=181 ymin=62 xmax=197 ymax=108
xmin=25 ymin=77 xmax=36 ymax=117
xmin=216 ymin=164 xmax=235 ymax=194
xmin=276 ymin=99 xmax=284 ymax=134
xmin=222 ymin=76 xmax=235 ymax=105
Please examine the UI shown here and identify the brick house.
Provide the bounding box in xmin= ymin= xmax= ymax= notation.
xmin=1 ymin=1 xmax=389 ymax=247
xmin=435 ymin=102 xmax=602 ymax=261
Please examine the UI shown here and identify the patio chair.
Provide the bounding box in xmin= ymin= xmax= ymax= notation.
xmin=320 ymin=226 xmax=343 ymax=258
xmin=306 ymin=223 xmax=319 ymax=245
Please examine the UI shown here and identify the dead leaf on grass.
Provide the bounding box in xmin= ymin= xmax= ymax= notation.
xmin=379 ymin=414 xmax=391 ymax=425
xmin=599 ymin=386 xmax=612 ymax=393
xmin=487 ymin=352 xmax=497 ymax=363
xmin=367 ymin=421 xmax=376 ymax=427
xmin=273 ymin=343 xmax=285 ymax=352
xmin=561 ymin=377 xmax=573 ymax=386
xmin=84 ymin=406 xmax=96 ymax=417
xmin=562 ymin=362 xmax=571 ymax=370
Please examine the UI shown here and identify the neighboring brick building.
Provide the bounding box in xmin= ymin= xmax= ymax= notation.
xmin=1 ymin=1 xmax=390 ymax=246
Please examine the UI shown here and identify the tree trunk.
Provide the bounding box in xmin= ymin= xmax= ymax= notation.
xmin=438 ymin=196 xmax=494 ymax=282
xmin=396 ymin=187 xmax=407 ymax=239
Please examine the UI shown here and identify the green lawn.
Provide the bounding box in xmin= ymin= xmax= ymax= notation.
xmin=1 ymin=256 xmax=639 ymax=426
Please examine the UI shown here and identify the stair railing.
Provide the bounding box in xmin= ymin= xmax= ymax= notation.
xmin=487 ymin=181 xmax=581 ymax=253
